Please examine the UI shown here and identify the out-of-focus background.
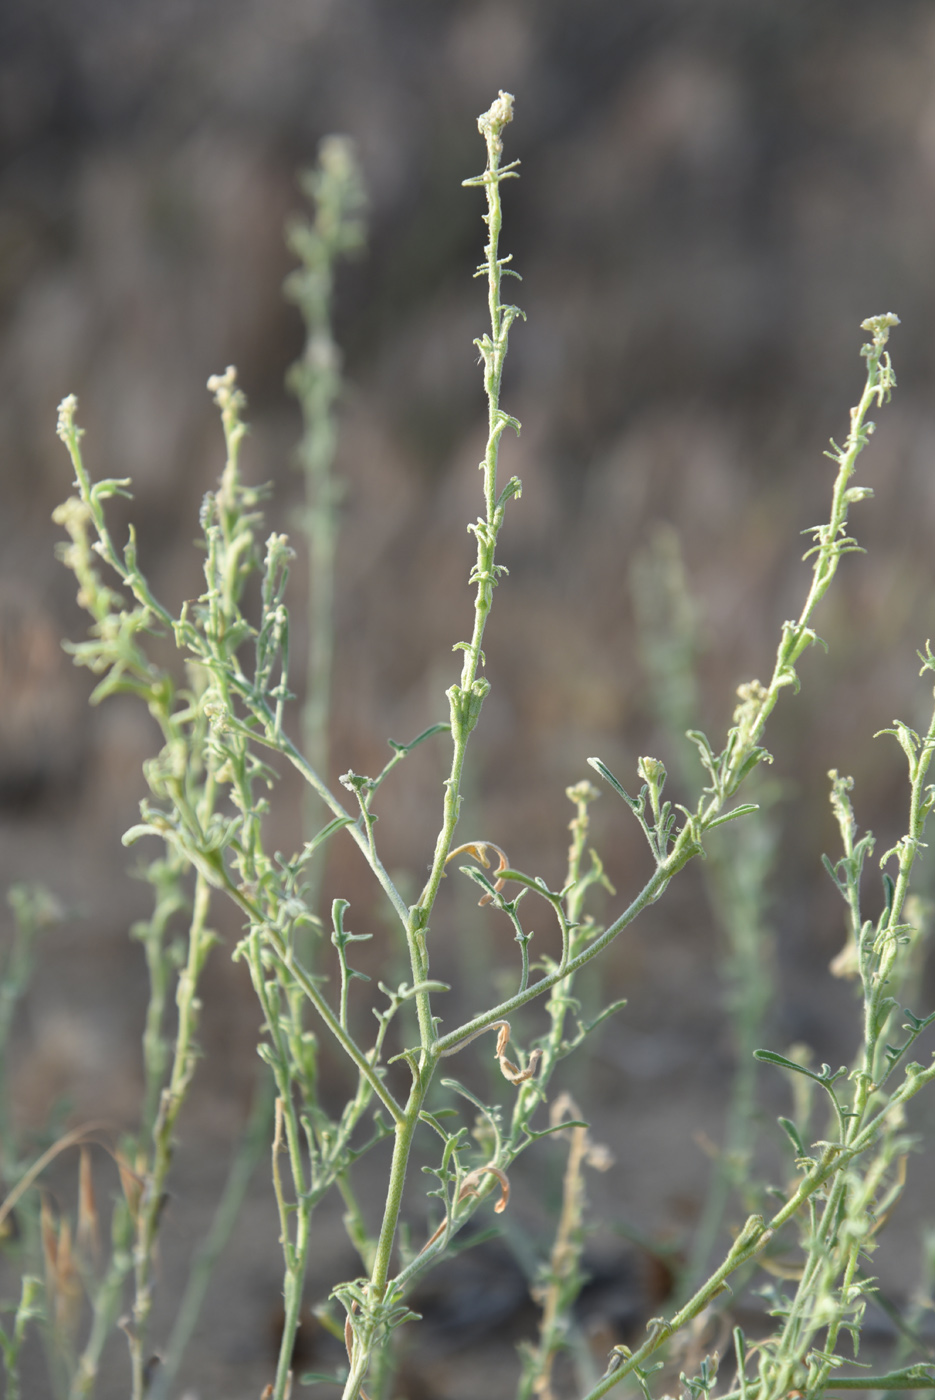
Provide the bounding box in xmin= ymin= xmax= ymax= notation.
xmin=3 ymin=2 xmax=935 ymax=1395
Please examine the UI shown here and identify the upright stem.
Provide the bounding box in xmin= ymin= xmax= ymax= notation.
xmin=704 ymin=315 xmax=898 ymax=812
xmin=417 ymin=92 xmax=522 ymax=915
xmin=285 ymin=137 xmax=365 ymax=863
xmin=338 ymin=94 xmax=525 ymax=1400
xmin=0 ymin=888 xmax=59 ymax=1170
xmin=410 ymin=91 xmax=523 ymax=1040
xmin=129 ymin=872 xmax=214 ymax=1399
xmin=68 ymin=1206 xmax=134 ymax=1400
xmin=146 ymin=1072 xmax=274 ymax=1400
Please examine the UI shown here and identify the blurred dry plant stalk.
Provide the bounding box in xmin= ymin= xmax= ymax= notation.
xmin=0 ymin=89 xmax=932 ymax=1400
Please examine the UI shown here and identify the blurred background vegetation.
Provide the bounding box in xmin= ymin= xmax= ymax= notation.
xmin=3 ymin=2 xmax=935 ymax=1394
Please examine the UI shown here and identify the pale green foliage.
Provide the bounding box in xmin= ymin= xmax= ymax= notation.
xmin=0 ymin=89 xmax=933 ymax=1400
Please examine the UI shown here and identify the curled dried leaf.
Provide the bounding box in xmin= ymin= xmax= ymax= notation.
xmin=446 ymin=841 xmax=510 ymax=904
xmin=498 ymin=1047 xmax=542 ymax=1085
xmin=458 ymin=1163 xmax=510 ymax=1214
xmin=418 ymin=1161 xmax=512 ymax=1257
xmin=492 ymin=1022 xmax=541 ymax=1083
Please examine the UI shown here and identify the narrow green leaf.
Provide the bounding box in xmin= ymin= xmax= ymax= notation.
xmin=397 ymin=980 xmax=451 ymax=1001
xmin=302 ymin=816 xmax=355 ymax=858
xmin=522 ymin=1119 xmax=590 ymax=1143
xmin=440 ymin=1077 xmax=499 ymax=1120
xmin=419 ymin=1110 xmax=461 ymax=1142
xmin=755 ymin=1049 xmax=846 ymax=1088
xmin=777 ymin=1116 xmax=807 ymax=1157
xmin=587 ymin=757 xmax=636 ymax=807
xmin=122 ymin=823 xmax=163 ymax=846
xmin=387 ymin=722 xmax=450 ymax=755
xmin=579 ymin=998 xmax=628 ymax=1039
xmin=497 ymin=869 xmax=561 ymax=902
xmin=705 ymin=803 xmax=759 ymax=832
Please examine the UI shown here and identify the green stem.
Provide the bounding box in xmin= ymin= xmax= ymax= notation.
xmin=134 ymin=859 xmax=186 ymax=1143
xmin=147 ymin=1074 xmax=275 ymax=1400
xmin=0 ymin=888 xmax=61 ymax=1167
xmin=237 ymin=710 xmax=410 ymax=930
xmin=339 ymin=1078 xmax=430 ymax=1400
xmin=409 ymin=91 xmax=524 ymax=1048
xmin=436 ymin=832 xmax=694 ymax=1056
xmin=682 ymin=809 xmax=774 ymax=1295
xmin=581 ymin=1129 xmax=885 ymax=1400
xmin=704 ymin=315 xmax=897 ymax=812
xmin=1 ymin=1276 xmax=42 ymax=1400
xmin=286 ymin=137 xmax=365 ymax=871
xmin=270 ymin=1096 xmax=314 ymax=1400
xmin=243 ymin=938 xmax=314 ymax=1400
xmin=129 ymin=872 xmax=215 ymax=1399
xmin=861 ymin=703 xmax=935 ymax=1086
xmin=68 ymin=1206 xmax=134 ymax=1400
xmin=269 ymin=938 xmax=402 ymax=1122
xmin=371 ymin=1085 xmax=426 ymax=1299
